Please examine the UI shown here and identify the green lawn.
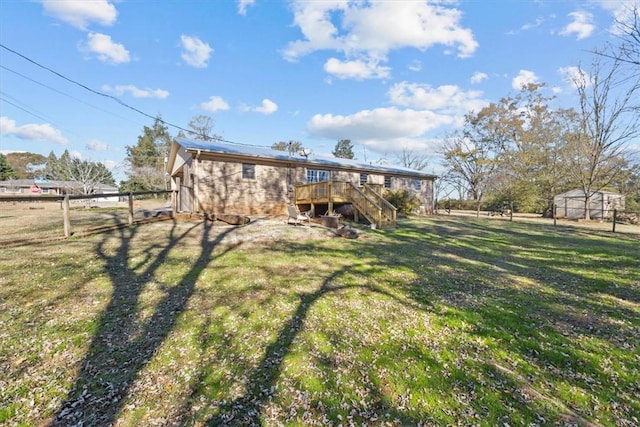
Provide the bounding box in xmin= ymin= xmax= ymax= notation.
xmin=0 ymin=216 xmax=638 ymax=426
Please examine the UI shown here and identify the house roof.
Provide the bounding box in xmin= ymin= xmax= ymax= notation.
xmin=0 ymin=179 xmax=118 ymax=192
xmin=172 ymin=137 xmax=437 ymax=179
xmin=555 ymin=188 xmax=623 ymax=198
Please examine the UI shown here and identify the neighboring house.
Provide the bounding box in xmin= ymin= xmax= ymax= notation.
xmin=166 ymin=138 xmax=436 ymax=222
xmin=0 ymin=179 xmax=119 ymax=201
xmin=554 ymin=189 xmax=625 ymax=220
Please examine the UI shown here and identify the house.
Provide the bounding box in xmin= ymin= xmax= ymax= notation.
xmin=166 ymin=138 xmax=436 ymax=226
xmin=0 ymin=179 xmax=119 ymax=202
xmin=554 ymin=189 xmax=625 ymax=220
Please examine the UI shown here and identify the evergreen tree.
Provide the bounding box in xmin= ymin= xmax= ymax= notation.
xmin=122 ymin=117 xmax=173 ymax=191
xmin=332 ymin=139 xmax=355 ymax=159
xmin=0 ymin=153 xmax=14 ymax=180
xmin=43 ymin=151 xmax=58 ymax=180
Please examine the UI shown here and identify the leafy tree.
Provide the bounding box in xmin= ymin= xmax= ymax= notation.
xmin=5 ymin=152 xmax=47 ymax=179
xmin=332 ymin=139 xmax=355 ymax=159
xmin=272 ymin=141 xmax=304 ymax=154
xmin=395 ymin=148 xmax=428 ymax=170
xmin=187 ymin=115 xmax=221 ymax=141
xmin=0 ymin=153 xmax=15 ymax=180
xmin=122 ymin=117 xmax=173 ymax=191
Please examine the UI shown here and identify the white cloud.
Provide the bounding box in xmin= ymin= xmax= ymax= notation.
xmin=242 ymin=99 xmax=278 ymax=115
xmin=408 ymin=60 xmax=422 ymax=72
xmin=180 ymin=35 xmax=213 ymax=68
xmin=199 ymin=96 xmax=230 ymax=112
xmin=101 ymin=159 xmax=119 ymax=170
xmin=41 ymin=0 xmax=117 ymax=30
xmin=0 ymin=116 xmax=68 ymax=145
xmin=102 ymin=84 xmax=169 ymax=99
xmin=592 ymin=0 xmax=637 ymax=33
xmin=324 ymin=57 xmax=390 ymax=80
xmin=512 ymin=69 xmax=540 ymax=90
xmin=470 ymin=71 xmax=488 ymax=84
xmin=388 ymin=82 xmax=486 ymax=114
xmin=237 ymin=0 xmax=256 ymax=15
xmin=81 ymin=32 xmax=130 ymax=64
xmin=560 ymin=11 xmax=595 ymax=40
xmin=521 ymin=17 xmax=544 ymax=31
xmin=558 ymin=65 xmax=589 ymax=89
xmin=86 ymin=139 xmax=109 ymax=151
xmin=283 ymin=1 xmax=477 ymax=79
xmin=307 ymin=107 xmax=453 ymax=141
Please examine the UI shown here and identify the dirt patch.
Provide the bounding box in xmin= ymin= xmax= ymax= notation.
xmin=180 ymin=214 xmax=343 ymax=246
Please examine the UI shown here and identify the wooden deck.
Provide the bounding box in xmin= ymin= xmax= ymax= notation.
xmin=294 ymin=181 xmax=397 ymax=229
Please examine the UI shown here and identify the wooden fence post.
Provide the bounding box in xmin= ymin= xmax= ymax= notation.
xmin=612 ymin=209 xmax=617 ymax=233
xmin=63 ymin=195 xmax=71 ymax=237
xmin=553 ymin=203 xmax=557 ymax=227
xmin=128 ymin=192 xmax=134 ymax=226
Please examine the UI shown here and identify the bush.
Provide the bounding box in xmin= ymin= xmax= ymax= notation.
xmin=384 ymin=189 xmax=421 ymax=214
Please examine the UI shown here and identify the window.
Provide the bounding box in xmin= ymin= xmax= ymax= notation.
xmin=414 ymin=179 xmax=421 ymax=190
xmin=2 ymin=187 xmax=22 ymax=194
xmin=242 ymin=163 xmax=256 ymax=179
xmin=384 ymin=175 xmax=392 ymax=189
xmin=360 ymin=173 xmax=368 ymax=186
xmin=306 ymin=169 xmax=329 ymax=183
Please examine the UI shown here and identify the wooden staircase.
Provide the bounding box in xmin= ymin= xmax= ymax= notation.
xmin=294 ymin=181 xmax=397 ymax=229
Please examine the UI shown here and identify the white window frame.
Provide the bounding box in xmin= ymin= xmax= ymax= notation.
xmin=306 ymin=169 xmax=329 ymax=183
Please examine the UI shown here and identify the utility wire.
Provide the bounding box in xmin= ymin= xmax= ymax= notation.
xmin=0 ymin=91 xmax=84 ymax=139
xmin=0 ymin=91 xmax=53 ymax=124
xmin=1 ymin=64 xmax=144 ymax=127
xmin=0 ymin=43 xmax=272 ymax=150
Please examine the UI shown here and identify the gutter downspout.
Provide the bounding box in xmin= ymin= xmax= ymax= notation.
xmin=194 ymin=150 xmax=201 ymax=213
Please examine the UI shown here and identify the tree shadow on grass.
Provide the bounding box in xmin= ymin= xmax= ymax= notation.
xmin=199 ymin=260 xmax=436 ymax=426
xmin=52 ymin=219 xmax=240 ymax=426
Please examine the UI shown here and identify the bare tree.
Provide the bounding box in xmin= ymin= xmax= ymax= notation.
xmin=441 ymin=131 xmax=499 ymax=217
xmin=187 ymin=115 xmax=221 ymax=141
xmin=57 ymin=157 xmax=116 ymax=195
xmin=564 ymin=54 xmax=640 ymax=219
xmin=395 ymin=148 xmax=429 ymax=170
xmin=613 ymin=4 xmax=640 ymax=68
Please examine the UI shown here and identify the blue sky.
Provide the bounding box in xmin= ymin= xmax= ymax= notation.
xmin=0 ymin=0 xmax=636 ymax=181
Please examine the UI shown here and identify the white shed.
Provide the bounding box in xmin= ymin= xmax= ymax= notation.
xmin=554 ymin=189 xmax=625 ymax=219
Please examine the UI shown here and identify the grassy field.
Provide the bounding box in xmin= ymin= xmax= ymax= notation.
xmin=0 ymin=215 xmax=638 ymax=426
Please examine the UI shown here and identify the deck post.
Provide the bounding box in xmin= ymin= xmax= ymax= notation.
xmin=328 ymin=181 xmax=333 ymax=214
xmin=62 ymin=195 xmax=71 ymax=237
xmin=128 ymin=192 xmax=134 ymax=225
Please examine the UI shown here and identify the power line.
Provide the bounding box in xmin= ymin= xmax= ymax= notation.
xmin=0 ymin=91 xmax=86 ymax=140
xmin=0 ymin=43 xmax=273 ymax=150
xmin=0 ymin=64 xmax=144 ymax=127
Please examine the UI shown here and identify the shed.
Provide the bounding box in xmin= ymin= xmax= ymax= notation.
xmin=554 ymin=189 xmax=625 ymax=220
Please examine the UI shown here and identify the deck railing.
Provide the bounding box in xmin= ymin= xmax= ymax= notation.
xmin=295 ymin=181 xmax=396 ymax=228
xmin=362 ymin=184 xmax=397 ymax=226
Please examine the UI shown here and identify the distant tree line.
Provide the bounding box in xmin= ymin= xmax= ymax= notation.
xmin=440 ymin=30 xmax=640 ymax=217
